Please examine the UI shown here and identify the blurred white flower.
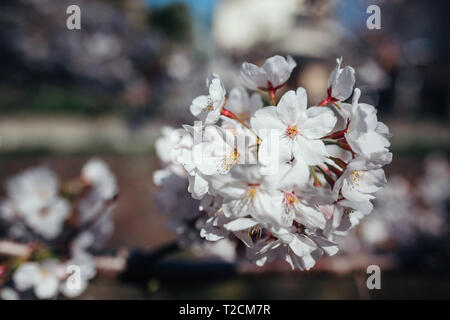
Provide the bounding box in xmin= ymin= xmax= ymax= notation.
xmin=0 ymin=287 xmax=19 ymax=300
xmin=3 ymin=167 xmax=70 ymax=240
xmin=78 ymin=159 xmax=118 ymax=225
xmin=13 ymin=260 xmax=63 ymax=299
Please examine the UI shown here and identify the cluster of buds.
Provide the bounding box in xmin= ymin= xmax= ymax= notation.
xmin=0 ymin=159 xmax=118 ymax=299
xmin=154 ymin=55 xmax=392 ymax=270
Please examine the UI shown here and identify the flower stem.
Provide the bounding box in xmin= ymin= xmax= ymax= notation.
xmin=309 ymin=166 xmax=322 ymax=186
xmin=268 ymin=89 xmax=277 ymax=105
xmin=221 ymin=107 xmax=261 ymax=145
xmin=317 ymin=166 xmax=335 ymax=188
xmin=329 ymin=157 xmax=347 ymax=170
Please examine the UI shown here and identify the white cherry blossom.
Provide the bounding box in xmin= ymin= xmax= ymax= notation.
xmin=319 ymin=57 xmax=355 ymax=106
xmin=239 ymin=55 xmax=296 ymax=91
xmin=13 ymin=261 xmax=63 ymax=299
xmin=190 ymin=73 xmax=226 ymax=124
xmin=223 ymin=86 xmax=263 ymax=122
xmin=333 ymin=157 xmax=387 ymax=202
xmin=251 ymin=87 xmax=337 ymax=165
xmin=154 ymin=55 xmax=392 ymax=271
xmin=4 ymin=167 xmax=70 ymax=240
xmin=344 ymin=89 xmax=391 ymax=161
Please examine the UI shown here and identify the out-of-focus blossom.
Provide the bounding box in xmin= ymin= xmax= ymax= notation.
xmin=2 ymin=167 xmax=70 ymax=240
xmin=13 ymin=260 xmax=62 ymax=299
xmin=0 ymin=159 xmax=118 ymax=300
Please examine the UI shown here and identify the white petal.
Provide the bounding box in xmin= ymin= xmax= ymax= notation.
xmin=34 ymin=275 xmax=59 ymax=299
xmin=262 ymin=55 xmax=296 ymax=87
xmin=332 ymin=66 xmax=355 ymax=101
xmin=277 ymin=88 xmax=307 ymax=123
xmin=224 ymin=217 xmax=258 ymax=231
xmin=293 ymin=136 xmax=327 ymax=165
xmin=239 ymin=62 xmax=267 ymax=90
xmin=302 ymin=107 xmax=336 ymax=139
xmin=250 ymin=106 xmax=285 ymax=130
xmin=189 ymin=95 xmax=208 ymax=118
xmin=13 ymin=263 xmax=40 ymax=291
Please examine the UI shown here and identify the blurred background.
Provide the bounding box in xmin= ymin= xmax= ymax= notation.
xmin=0 ymin=0 xmax=449 ymax=299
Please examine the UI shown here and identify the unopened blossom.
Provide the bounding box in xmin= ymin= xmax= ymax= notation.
xmin=78 ymin=159 xmax=118 ymax=225
xmin=318 ymin=57 xmax=355 ymax=106
xmin=190 ymin=73 xmax=226 ymax=124
xmin=239 ymin=55 xmax=296 ymax=91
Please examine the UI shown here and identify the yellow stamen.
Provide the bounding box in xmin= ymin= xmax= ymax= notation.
xmin=286 ymin=125 xmax=300 ymax=139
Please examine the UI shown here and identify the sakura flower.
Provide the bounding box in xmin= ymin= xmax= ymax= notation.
xmin=251 ymin=87 xmax=336 ymax=166
xmin=176 ymin=124 xmax=210 ymax=199
xmin=323 ymin=198 xmax=374 ymax=238
xmin=5 ymin=166 xmax=70 ymax=240
xmin=13 ymin=260 xmax=63 ymax=299
xmin=6 ymin=166 xmax=59 ymax=216
xmin=190 ymin=74 xmax=226 ymax=124
xmin=22 ymin=197 xmax=70 ymax=240
xmin=223 ymin=86 xmax=263 ymax=122
xmin=78 ymin=159 xmax=118 ymax=225
xmin=81 ymin=158 xmax=118 ymax=201
xmin=210 ymin=165 xmax=285 ymax=228
xmin=239 ymin=55 xmax=296 ymax=91
xmin=200 ymin=210 xmax=258 ymax=248
xmin=333 ymin=157 xmax=387 ymax=202
xmin=0 ymin=287 xmax=19 ymax=300
xmin=154 ymin=126 xmax=193 ymax=178
xmin=155 ymin=126 xmax=183 ymax=164
xmin=192 ymin=125 xmax=242 ymax=175
xmin=154 ymin=55 xmax=392 ymax=271
xmin=275 ymin=182 xmax=336 ymax=230
xmin=344 ymin=89 xmax=391 ymax=163
xmin=318 ymin=57 xmax=355 ymax=106
xmin=250 ymin=227 xmax=319 ymax=270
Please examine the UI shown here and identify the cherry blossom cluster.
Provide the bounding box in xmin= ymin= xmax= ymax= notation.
xmin=154 ymin=55 xmax=392 ymax=270
xmin=0 ymin=159 xmax=118 ymax=299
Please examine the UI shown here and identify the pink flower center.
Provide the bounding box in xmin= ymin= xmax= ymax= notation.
xmin=286 ymin=125 xmax=299 ymax=139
